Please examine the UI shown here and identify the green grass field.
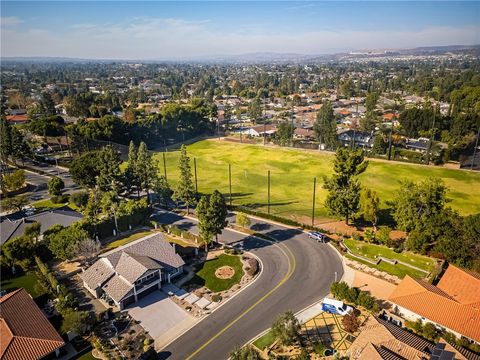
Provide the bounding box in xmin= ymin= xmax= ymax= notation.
xmin=0 ymin=272 xmax=43 ymax=298
xmin=344 ymin=238 xmax=438 ymax=279
xmin=189 ymin=254 xmax=244 ymax=292
xmin=155 ymin=140 xmax=480 ymax=223
xmin=252 ymin=330 xmax=276 ymax=350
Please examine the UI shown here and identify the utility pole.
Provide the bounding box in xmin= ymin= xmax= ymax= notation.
xmin=471 ymin=126 xmax=480 ymax=171
xmin=162 ymin=152 xmax=167 ymax=181
xmin=228 ymin=163 xmax=232 ymax=206
xmin=193 ymin=157 xmax=198 ymax=194
xmin=267 ymin=170 xmax=271 ymax=214
xmin=311 ymin=177 xmax=316 ymax=227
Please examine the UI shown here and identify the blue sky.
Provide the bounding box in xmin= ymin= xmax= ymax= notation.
xmin=1 ymin=1 xmax=479 ymax=59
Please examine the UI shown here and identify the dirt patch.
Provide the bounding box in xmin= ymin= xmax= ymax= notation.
xmin=215 ymin=266 xmax=235 ymax=279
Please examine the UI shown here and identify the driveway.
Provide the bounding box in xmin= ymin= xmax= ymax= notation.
xmin=127 ymin=290 xmax=196 ymax=349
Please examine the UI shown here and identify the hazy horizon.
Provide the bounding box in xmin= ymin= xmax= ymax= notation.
xmin=1 ymin=1 xmax=479 ymax=60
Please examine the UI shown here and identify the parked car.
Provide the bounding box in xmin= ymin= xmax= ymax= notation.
xmin=308 ymin=231 xmax=327 ymax=242
xmin=322 ymin=297 xmax=353 ymax=316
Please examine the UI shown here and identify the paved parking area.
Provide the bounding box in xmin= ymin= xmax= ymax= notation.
xmin=127 ymin=290 xmax=196 ymax=346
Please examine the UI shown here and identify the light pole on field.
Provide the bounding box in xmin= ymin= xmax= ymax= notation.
xmin=228 ymin=163 xmax=232 ymax=207
xmin=194 ymin=157 xmax=198 ymax=194
xmin=311 ymin=177 xmax=317 ymax=227
xmin=267 ymin=170 xmax=271 ymax=214
xmin=162 ymin=152 xmax=167 ymax=182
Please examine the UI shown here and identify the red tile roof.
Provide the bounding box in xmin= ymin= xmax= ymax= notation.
xmin=0 ymin=288 xmax=65 ymax=360
xmin=389 ymin=276 xmax=480 ymax=343
xmin=5 ymin=115 xmax=28 ymax=123
xmin=436 ymin=264 xmax=480 ymax=307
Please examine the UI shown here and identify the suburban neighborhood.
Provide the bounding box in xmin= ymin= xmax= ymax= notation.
xmin=1 ymin=1 xmax=480 ymax=360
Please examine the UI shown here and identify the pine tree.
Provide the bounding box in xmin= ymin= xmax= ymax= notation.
xmin=136 ymin=142 xmax=155 ymax=203
xmin=173 ymin=145 xmax=196 ymax=213
xmin=125 ymin=141 xmax=139 ymax=195
xmin=360 ymin=188 xmax=380 ymax=230
xmin=323 ymin=148 xmax=368 ymax=224
xmin=197 ymin=195 xmax=214 ymax=252
xmin=314 ymin=101 xmax=338 ymax=150
xmin=96 ymin=145 xmax=121 ymax=192
xmin=209 ymin=190 xmax=228 ymax=243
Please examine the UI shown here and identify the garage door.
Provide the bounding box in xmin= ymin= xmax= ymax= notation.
xmin=122 ymin=295 xmax=136 ymax=308
xmin=137 ymin=285 xmax=159 ymax=300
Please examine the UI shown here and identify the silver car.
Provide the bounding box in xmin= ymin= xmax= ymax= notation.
xmin=308 ymin=231 xmax=326 ymax=242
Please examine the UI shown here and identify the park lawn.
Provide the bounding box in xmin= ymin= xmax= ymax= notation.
xmin=105 ymin=231 xmax=155 ymax=249
xmin=154 ymin=140 xmax=480 ymax=223
xmin=190 ymin=254 xmax=244 ymax=293
xmin=0 ymin=272 xmax=43 ymax=298
xmin=252 ymin=330 xmax=276 ymax=350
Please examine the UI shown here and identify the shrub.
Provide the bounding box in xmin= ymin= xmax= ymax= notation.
xmin=51 ymin=194 xmax=69 ymax=204
xmin=48 ymin=176 xmax=65 ymax=197
xmin=211 ymin=294 xmax=222 ymax=302
xmin=342 ymin=313 xmax=360 ymax=333
xmin=377 ymin=226 xmax=392 ymax=246
xmin=364 ymin=229 xmax=376 ymax=243
xmin=70 ymin=191 xmax=89 ymax=209
xmin=313 ymin=343 xmax=327 ymax=355
xmin=271 ymin=311 xmax=301 ymax=346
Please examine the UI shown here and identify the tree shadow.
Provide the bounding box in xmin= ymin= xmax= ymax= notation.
xmin=250 ymin=223 xmax=272 ymax=231
xmin=242 ymin=201 xmax=296 ymax=209
xmin=264 ymin=228 xmax=303 ymax=241
xmin=378 ymin=208 xmax=395 ymax=227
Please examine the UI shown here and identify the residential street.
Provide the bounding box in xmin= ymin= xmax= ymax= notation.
xmin=153 ymin=210 xmax=344 ymax=360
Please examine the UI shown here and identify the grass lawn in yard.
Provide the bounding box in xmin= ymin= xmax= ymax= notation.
xmin=252 ymin=330 xmax=276 ymax=350
xmin=74 ymin=351 xmax=96 ymax=360
xmin=105 ymin=230 xmax=155 ymax=249
xmin=153 ymin=140 xmax=480 ymax=223
xmin=344 ymin=238 xmax=438 ymax=279
xmin=190 ymin=254 xmax=244 ymax=292
xmin=32 ymin=198 xmax=80 ymax=212
xmin=0 ymin=271 xmax=43 ymax=298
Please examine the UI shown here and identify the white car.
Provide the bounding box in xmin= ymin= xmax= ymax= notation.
xmin=308 ymin=231 xmax=326 ymax=242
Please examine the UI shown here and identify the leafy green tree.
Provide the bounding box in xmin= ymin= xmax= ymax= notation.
xmin=152 ymin=175 xmax=173 ymax=208
xmin=125 ymin=141 xmax=139 ymax=195
xmin=323 ymin=148 xmax=368 ymax=224
xmin=2 ymin=169 xmax=26 ymax=193
xmin=61 ymin=310 xmax=90 ymax=334
xmin=314 ymin=101 xmax=338 ymax=150
xmin=393 ymin=178 xmax=446 ymax=232
xmin=247 ymin=97 xmax=262 ymax=123
xmin=70 ymin=191 xmax=89 ymax=209
xmin=48 ymin=176 xmax=65 ymax=197
xmin=136 ymin=141 xmax=156 ymax=202
xmin=209 ymin=190 xmax=228 ymax=242
xmin=1 ymin=195 xmax=29 ymax=212
xmin=365 ymin=92 xmax=379 ymax=112
xmin=274 ymin=121 xmax=293 ymax=146
xmin=100 ymin=190 xmax=120 ymax=233
xmin=271 ymin=311 xmax=301 ymax=346
xmin=24 ymin=221 xmax=41 ymax=242
xmin=1 ymin=235 xmax=35 ymax=272
xmin=342 ymin=313 xmax=360 ymax=333
xmin=96 ymin=145 xmax=121 ymax=192
xmin=48 ymin=226 xmax=89 ymax=260
xmin=371 ymin=133 xmax=388 ymax=155
xmin=173 ymin=145 xmax=196 ymax=214
xmin=197 ymin=195 xmax=215 ymax=252
xmin=70 ymin=151 xmax=101 ymax=188
xmin=236 ymin=212 xmax=251 ymax=229
xmin=360 ymin=189 xmax=380 ymax=229
xmin=360 ymin=111 xmax=377 ymax=132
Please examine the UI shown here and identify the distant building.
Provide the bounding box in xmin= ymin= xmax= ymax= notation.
xmin=404 ymin=138 xmax=429 ymax=152
xmin=294 ymin=127 xmax=315 ymax=140
xmin=241 ymin=124 xmax=277 ymax=137
xmin=337 ymin=129 xmax=374 ymax=148
xmin=80 ymin=233 xmax=185 ymax=310
xmin=0 ymin=288 xmax=65 ymax=359
xmin=389 ymin=265 xmax=480 ymax=345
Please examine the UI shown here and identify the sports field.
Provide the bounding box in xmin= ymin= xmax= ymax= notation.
xmin=155 ymin=140 xmax=480 ymax=224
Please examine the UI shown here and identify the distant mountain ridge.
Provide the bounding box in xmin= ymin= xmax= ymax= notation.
xmin=2 ymin=44 xmax=479 ymax=64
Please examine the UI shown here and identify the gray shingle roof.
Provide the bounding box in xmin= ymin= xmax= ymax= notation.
xmin=114 ymin=252 xmax=160 ymax=284
xmin=102 ymin=232 xmax=185 ymax=272
xmin=80 ymin=258 xmax=115 ymax=290
xmin=0 ymin=206 xmax=83 ymax=244
xmin=102 ymin=275 xmax=134 ymax=303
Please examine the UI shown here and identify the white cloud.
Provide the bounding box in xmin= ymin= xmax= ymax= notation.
xmin=1 ymin=16 xmax=23 ymax=27
xmin=1 ymin=17 xmax=479 ymax=59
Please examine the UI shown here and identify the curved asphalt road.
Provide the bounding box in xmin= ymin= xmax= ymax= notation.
xmin=154 ymin=210 xmax=344 ymax=360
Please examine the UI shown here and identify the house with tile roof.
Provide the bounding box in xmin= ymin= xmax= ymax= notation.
xmin=80 ymin=232 xmax=184 ymax=310
xmin=388 ymin=265 xmax=480 ymax=345
xmin=0 ymin=288 xmax=65 ymax=360
xmin=348 ymin=316 xmax=480 ymax=360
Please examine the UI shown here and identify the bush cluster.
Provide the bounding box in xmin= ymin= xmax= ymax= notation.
xmin=330 ymin=281 xmax=380 ymax=313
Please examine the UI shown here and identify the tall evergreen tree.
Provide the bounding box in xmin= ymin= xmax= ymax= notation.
xmin=323 ymin=148 xmax=368 ymax=224
xmin=173 ymin=145 xmax=196 ymax=213
xmin=209 ymin=190 xmax=228 ymax=242
xmin=136 ymin=142 xmax=155 ymax=203
xmin=96 ymin=145 xmax=121 ymax=192
xmin=125 ymin=141 xmax=139 ymax=195
xmin=314 ymin=101 xmax=338 ymax=150
xmin=197 ymin=195 xmax=214 ymax=252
